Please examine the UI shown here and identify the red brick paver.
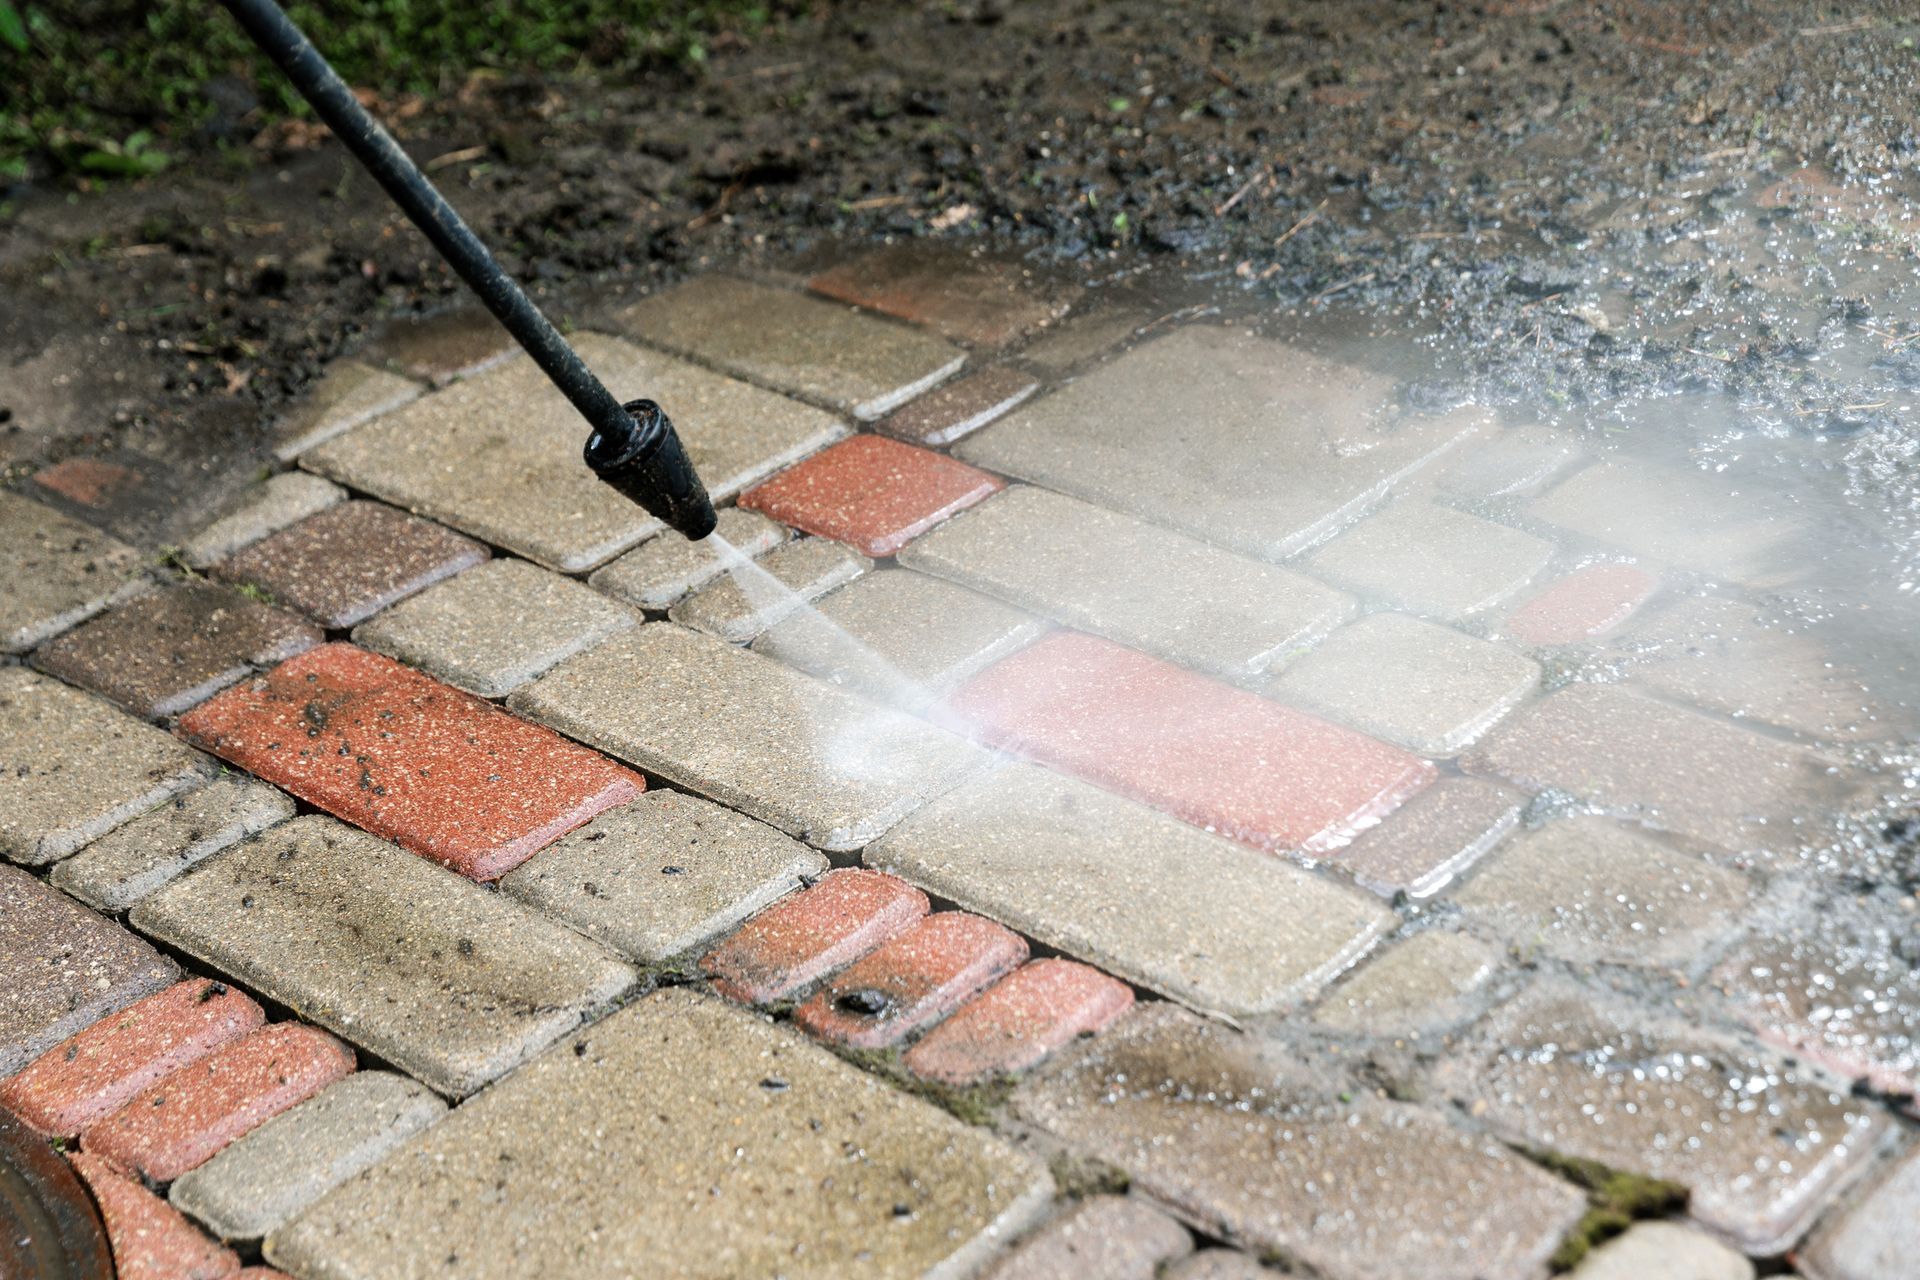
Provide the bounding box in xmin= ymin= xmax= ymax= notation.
xmin=34 ymin=458 xmax=143 ymax=509
xmin=702 ymin=868 xmax=928 ymax=1005
xmin=1501 ymin=564 xmax=1656 ymax=645
xmin=794 ymin=912 xmax=1028 ymax=1050
xmin=0 ymin=979 xmax=263 ymax=1138
xmin=80 ymin=1022 xmax=354 ymax=1182
xmin=739 ymin=435 xmax=1004 ymax=558
xmin=68 ymin=1150 xmax=240 ymax=1280
xmin=178 ymin=643 xmax=643 ymax=880
xmin=950 ymin=631 xmax=1436 ymax=854
xmin=904 ymin=958 xmax=1134 ymax=1085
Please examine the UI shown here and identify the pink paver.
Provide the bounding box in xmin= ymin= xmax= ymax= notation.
xmin=904 ymin=959 xmax=1134 ymax=1085
xmin=794 ymin=912 xmax=1028 ymax=1050
xmin=34 ymin=458 xmax=143 ymax=509
xmin=0 ymin=979 xmax=264 ymax=1138
xmin=948 ymin=631 xmax=1436 ymax=855
xmin=702 ymin=868 xmax=929 ymax=1005
xmin=1501 ymin=564 xmax=1656 ymax=645
xmin=79 ymin=1022 xmax=354 ymax=1183
xmin=176 ymin=643 xmax=644 ymax=880
xmin=68 ymin=1151 xmax=240 ymax=1280
xmin=738 ymin=435 xmax=1004 ymax=558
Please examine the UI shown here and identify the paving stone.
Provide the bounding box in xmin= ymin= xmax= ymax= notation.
xmin=739 ymin=435 xmax=1004 ymax=558
xmin=51 ymin=776 xmax=295 ymax=912
xmin=1500 ymin=563 xmax=1656 ymax=645
xmin=212 ymin=500 xmax=488 ymax=630
xmin=35 ymin=457 xmax=144 ymax=510
xmin=0 ymin=866 xmax=178 ymax=1077
xmin=794 ymin=912 xmax=1027 ymax=1050
xmin=1435 ymin=979 xmax=1892 ymax=1253
xmin=365 ymin=309 xmax=519 ymax=386
xmin=1528 ymin=458 xmax=1809 ymax=582
xmin=617 ymin=276 xmax=967 ymax=421
xmin=0 ymin=667 xmax=210 ymax=866
xmin=957 ymin=326 xmax=1471 ymax=560
xmin=868 ymin=764 xmax=1396 ymax=1017
xmin=1331 ymin=776 xmax=1526 ymax=899
xmin=1569 ymin=1221 xmax=1754 ymax=1280
xmin=903 ymin=958 xmax=1133 ymax=1085
xmin=181 ymin=472 xmax=347 ymax=568
xmin=0 ymin=979 xmax=261 ymax=1139
xmin=270 ymin=361 xmax=423 ymax=460
xmin=1799 ymin=1144 xmax=1920 ymax=1280
xmin=1305 ymin=500 xmax=1553 ymax=621
xmin=268 ymin=989 xmax=1051 ymax=1280
xmin=178 ymin=644 xmax=642 ymax=881
xmin=80 ymin=1023 xmax=354 ymax=1183
xmin=509 ymin=623 xmax=992 ymax=851
xmin=807 ymin=242 xmax=1079 ymax=347
xmin=131 ymin=816 xmax=638 ymax=1098
xmin=753 ymin=568 xmax=1046 ymax=711
xmin=67 ymin=1151 xmax=240 ymax=1280
xmin=0 ymin=490 xmax=146 ymax=654
xmin=170 ymin=1072 xmax=446 ymax=1243
xmin=701 ymin=867 xmax=928 ymax=1004
xmin=1016 ymin=1002 xmax=1587 ymax=1279
xmin=1168 ymin=1252 xmax=1281 ymax=1280
xmin=982 ymin=1196 xmax=1190 ymax=1280
xmin=1014 ymin=297 xmax=1155 ymax=374
xmin=307 ymin=332 xmax=844 ymax=572
xmin=902 ymin=485 xmax=1353 ymax=682
xmin=1465 ymin=682 xmax=1851 ymax=857
xmin=1312 ymin=930 xmax=1499 ymax=1035
xmin=668 ymin=536 xmax=872 ymax=643
xmin=586 ymin=508 xmax=788 ymax=612
xmin=876 ymin=365 xmax=1040 ymax=447
xmin=949 ymin=631 xmax=1434 ymax=856
xmin=499 ymin=790 xmax=828 ymax=963
xmin=1268 ymin=612 xmax=1540 ymax=755
xmin=1436 ymin=423 xmax=1581 ymax=497
xmin=31 ymin=582 xmax=322 ymax=720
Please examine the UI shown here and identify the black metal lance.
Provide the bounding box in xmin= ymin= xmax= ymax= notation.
xmin=218 ymin=0 xmax=717 ymax=540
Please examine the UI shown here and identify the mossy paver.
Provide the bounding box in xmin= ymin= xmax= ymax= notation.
xmin=901 ymin=485 xmax=1353 ymax=683
xmin=509 ymin=623 xmax=992 ymax=852
xmin=499 ymin=790 xmax=828 ymax=963
xmin=668 ymin=536 xmax=871 ymax=643
xmin=268 ymin=990 xmax=1052 ymax=1280
xmin=793 ymin=912 xmax=1027 ymax=1050
xmin=876 ymin=365 xmax=1039 ymax=447
xmin=68 ymin=1150 xmax=240 ymax=1280
xmin=700 ymin=867 xmax=928 ymax=1005
xmin=586 ymin=507 xmax=788 ymax=611
xmin=270 ymin=361 xmax=423 ymax=461
xmin=738 ymin=435 xmax=1004 ymax=558
xmin=903 ymin=958 xmax=1134 ymax=1085
xmin=1568 ymin=1221 xmax=1754 ymax=1280
xmin=806 ymin=242 xmax=1079 ymax=347
xmin=1500 ymin=563 xmax=1656 ymax=645
xmin=181 ymin=473 xmax=347 ymax=569
xmin=1800 ymin=1145 xmax=1920 ymax=1280
xmin=52 ymin=776 xmax=296 ymax=911
xmin=131 ymin=816 xmax=637 ymax=1098
xmin=1310 ymin=930 xmax=1498 ymax=1035
xmin=1305 ymin=500 xmax=1553 ymax=622
xmin=0 ymin=667 xmax=209 ymax=866
xmin=1015 ymin=1003 xmax=1587 ymax=1279
xmin=982 ymin=1196 xmax=1190 ymax=1280
xmin=1329 ymin=775 xmax=1525 ymax=899
xmin=866 ymin=764 xmax=1396 ymax=1018
xmin=617 ymin=276 xmax=966 ymax=421
xmin=0 ymin=490 xmax=145 ymax=654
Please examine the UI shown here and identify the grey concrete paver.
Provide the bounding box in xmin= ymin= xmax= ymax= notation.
xmin=1305 ymin=500 xmax=1553 ymax=621
xmin=876 ymin=365 xmax=1039 ymax=448
xmin=806 ymin=241 xmax=1080 ymax=348
xmin=586 ymin=507 xmax=788 ymax=611
xmin=0 ymin=491 xmax=146 ymax=654
xmin=181 ymin=472 xmax=346 ymax=568
xmin=268 ymin=989 xmax=1051 ymax=1280
xmin=668 ymin=536 xmax=871 ymax=643
xmin=1311 ymin=930 xmax=1498 ymax=1035
xmin=1569 ymin=1222 xmax=1754 ymax=1280
xmin=1435 ymin=422 xmax=1580 ymax=497
xmin=983 ymin=1196 xmax=1190 ymax=1280
xmin=1332 ymin=775 xmax=1525 ymax=899
xmin=1799 ymin=1144 xmax=1920 ymax=1280
xmin=270 ymin=360 xmax=423 ymax=460
xmin=51 ymin=776 xmax=294 ymax=911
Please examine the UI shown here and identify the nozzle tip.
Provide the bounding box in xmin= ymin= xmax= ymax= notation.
xmin=585 ymin=399 xmax=717 ymax=541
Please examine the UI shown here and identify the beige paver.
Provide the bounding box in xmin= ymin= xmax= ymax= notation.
xmin=0 ymin=491 xmax=145 ymax=653
xmin=586 ymin=507 xmax=788 ymax=611
xmin=181 ymin=472 xmax=346 ymax=568
xmin=51 ymin=776 xmax=293 ymax=911
xmin=668 ymin=536 xmax=870 ymax=643
xmin=270 ymin=360 xmax=423 ymax=460
xmin=983 ymin=1196 xmax=1190 ymax=1280
xmin=1305 ymin=500 xmax=1553 ymax=621
xmin=1311 ymin=930 xmax=1498 ymax=1035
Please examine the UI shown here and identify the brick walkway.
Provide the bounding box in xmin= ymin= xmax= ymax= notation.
xmin=2 ymin=242 xmax=1913 ymax=1280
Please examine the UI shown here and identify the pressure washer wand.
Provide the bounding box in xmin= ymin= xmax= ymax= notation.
xmin=218 ymin=0 xmax=718 ymax=541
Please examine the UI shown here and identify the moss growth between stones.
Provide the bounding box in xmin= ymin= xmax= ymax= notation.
xmin=1525 ymin=1148 xmax=1689 ymax=1272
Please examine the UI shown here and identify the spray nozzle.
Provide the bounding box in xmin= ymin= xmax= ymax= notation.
xmin=584 ymin=398 xmax=717 ymax=541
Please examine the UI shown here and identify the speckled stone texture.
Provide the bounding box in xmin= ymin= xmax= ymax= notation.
xmin=32 ymin=582 xmax=322 ymax=720
xmin=0 ymin=667 xmax=209 ymax=865
xmin=305 ymin=332 xmax=843 ymax=572
xmin=956 ymin=326 xmax=1471 ymax=560
xmin=1305 ymin=500 xmax=1553 ymax=622
xmin=738 ymin=435 xmax=1004 ymax=558
xmin=267 ymin=990 xmax=1051 ymax=1280
xmin=1167 ymin=1251 xmax=1282 ymax=1280
xmin=981 ymin=1196 xmax=1190 ymax=1280
xmin=794 ymin=912 xmax=1028 ymax=1050
xmin=0 ymin=490 xmax=145 ymax=653
xmin=1800 ymin=1145 xmax=1920 ymax=1280
xmin=617 ymin=276 xmax=967 ymax=421
xmin=68 ymin=1150 xmax=240 ymax=1280
xmin=131 ymin=816 xmax=637 ymax=1098
xmin=904 ymin=959 xmax=1134 ymax=1085
xmin=701 ymin=867 xmax=929 ymax=1005
xmin=900 ymin=485 xmax=1353 ymax=683
xmin=806 ymin=242 xmax=1079 ymax=347
xmin=586 ymin=507 xmax=789 ymax=611
xmin=213 ymin=500 xmax=488 ymax=630
xmin=1432 ymin=978 xmax=1890 ymax=1254
xmin=1330 ymin=776 xmax=1525 ymax=899
xmin=170 ymin=1072 xmax=446 ymax=1243
xmin=509 ymin=624 xmax=991 ymax=852
xmin=500 ymin=790 xmax=828 ymax=963
xmin=178 ymin=643 xmax=642 ymax=881
xmin=1435 ymin=422 xmax=1580 ymax=497
xmin=876 ymin=365 xmax=1039 ymax=447
xmin=364 ymin=308 xmax=519 ymax=386
xmin=1311 ymin=930 xmax=1497 ymax=1035
xmin=270 ymin=360 xmax=422 ymax=460
xmin=1568 ymin=1222 xmax=1754 ymax=1280
xmin=1015 ymin=1003 xmax=1587 ymax=1279
xmin=0 ymin=979 xmax=261 ymax=1138
xmin=949 ymin=631 xmax=1433 ymax=855
xmin=51 ymin=776 xmax=294 ymax=911
xmin=79 ymin=1023 xmax=355 ymax=1183
xmin=668 ymin=536 xmax=872 ymax=643
xmin=1500 ymin=563 xmax=1656 ymax=645
xmin=181 ymin=472 xmax=347 ymax=569
xmin=353 ymin=557 xmax=636 ymax=697
xmin=867 ymin=764 xmax=1396 ymax=1018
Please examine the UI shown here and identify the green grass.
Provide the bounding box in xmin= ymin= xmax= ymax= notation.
xmin=0 ymin=0 xmax=770 ymax=183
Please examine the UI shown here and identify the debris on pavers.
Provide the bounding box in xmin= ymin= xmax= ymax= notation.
xmin=903 ymin=958 xmax=1134 ymax=1086
xmin=51 ymin=777 xmax=293 ymax=911
xmin=362 ymin=308 xmax=522 ymax=387
xmin=792 ymin=911 xmax=1028 ymax=1050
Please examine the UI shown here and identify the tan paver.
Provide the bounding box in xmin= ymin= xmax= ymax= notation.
xmin=1305 ymin=500 xmax=1553 ymax=622
xmin=1569 ymin=1221 xmax=1754 ymax=1280
xmin=586 ymin=507 xmax=789 ymax=611
xmin=270 ymin=360 xmax=423 ymax=460
xmin=0 ymin=491 xmax=145 ymax=654
xmin=1331 ymin=775 xmax=1525 ymax=899
xmin=668 ymin=536 xmax=871 ymax=643
xmin=181 ymin=472 xmax=346 ymax=568
xmin=1311 ymin=930 xmax=1498 ymax=1035
xmin=51 ymin=776 xmax=294 ymax=911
